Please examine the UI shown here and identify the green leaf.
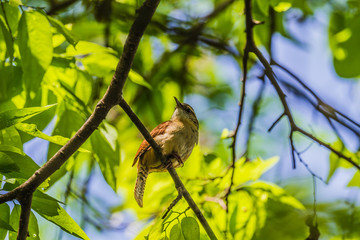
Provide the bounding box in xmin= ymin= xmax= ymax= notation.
xmin=204 ymin=153 xmax=218 ymax=164
xmin=220 ymin=128 xmax=231 ymax=139
xmin=347 ymin=171 xmax=360 ymax=187
xmin=0 ymin=2 xmax=19 ymax=59
xmin=181 ymin=217 xmax=200 ymax=240
xmin=9 ymin=0 xmax=23 ymax=6
xmin=90 ymin=124 xmax=120 ymax=191
xmin=0 ymin=203 xmax=14 ymax=240
xmin=9 ymin=205 xmax=39 ymax=240
xmin=47 ymin=15 xmax=78 ymax=46
xmin=247 ymin=181 xmax=305 ymax=210
xmin=66 ymin=40 xmax=117 ymax=56
xmin=327 ymin=139 xmax=358 ymax=182
xmin=0 ymin=152 xmax=19 ymax=174
xmin=0 ymin=66 xmax=23 ymax=102
xmin=31 ymin=191 xmax=90 ymax=240
xmin=273 ymin=2 xmax=292 ymax=12
xmin=254 ymin=199 xmax=307 ymax=240
xmin=0 ymin=104 xmax=56 ymax=130
xmin=27 ymin=211 xmax=40 ymax=240
xmin=229 ymin=204 xmax=238 ymax=237
xmin=0 ymin=14 xmax=14 ymax=59
xmin=0 ymin=151 xmax=39 ymax=179
xmin=330 ymin=13 xmax=360 ymax=78
xmin=81 ymin=52 xmax=118 ymax=77
xmin=233 ymin=156 xmax=279 ymax=185
xmin=0 ymin=2 xmax=20 ymax=34
xmin=15 ymin=123 xmax=90 ymax=153
xmin=18 ymin=10 xmax=53 ymax=94
xmin=0 ymin=126 xmax=22 ymax=149
xmin=170 ymin=223 xmax=184 ymax=240
xmin=129 ymin=69 xmax=152 ymax=90
xmin=255 ymin=0 xmax=269 ymax=16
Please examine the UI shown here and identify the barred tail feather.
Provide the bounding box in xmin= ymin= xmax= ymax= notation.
xmin=134 ymin=168 xmax=148 ymax=207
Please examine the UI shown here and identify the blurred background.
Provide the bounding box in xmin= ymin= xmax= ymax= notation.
xmin=1 ymin=0 xmax=360 ymax=239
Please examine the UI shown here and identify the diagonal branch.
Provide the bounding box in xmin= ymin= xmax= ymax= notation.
xmin=118 ymin=99 xmax=217 ymax=240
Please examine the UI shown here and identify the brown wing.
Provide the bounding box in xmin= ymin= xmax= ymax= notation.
xmin=132 ymin=120 xmax=172 ymax=167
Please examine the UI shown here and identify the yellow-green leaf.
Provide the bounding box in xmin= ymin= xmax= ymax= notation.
xmin=15 ymin=123 xmax=90 ymax=153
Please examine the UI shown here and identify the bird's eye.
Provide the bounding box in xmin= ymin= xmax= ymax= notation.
xmin=185 ymin=107 xmax=191 ymax=113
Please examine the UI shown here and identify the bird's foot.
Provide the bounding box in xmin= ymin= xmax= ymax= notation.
xmin=172 ymin=152 xmax=184 ymax=167
xmin=163 ymin=155 xmax=173 ymax=169
xmin=164 ymin=152 xmax=183 ymax=169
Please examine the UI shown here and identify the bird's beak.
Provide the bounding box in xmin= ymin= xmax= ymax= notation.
xmin=174 ymin=97 xmax=182 ymax=108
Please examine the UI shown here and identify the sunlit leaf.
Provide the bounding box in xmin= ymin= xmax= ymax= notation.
xmin=66 ymin=40 xmax=117 ymax=56
xmin=81 ymin=52 xmax=118 ymax=77
xmin=246 ymin=181 xmax=305 ymax=210
xmin=0 ymin=104 xmax=56 ymax=130
xmin=220 ymin=128 xmax=231 ymax=139
xmin=31 ymin=191 xmax=90 ymax=240
xmin=0 ymin=1 xmax=20 ymax=34
xmin=0 ymin=126 xmax=22 ymax=149
xmin=273 ymin=2 xmax=292 ymax=12
xmin=0 ymin=14 xmax=14 ymax=59
xmin=18 ymin=10 xmax=53 ymax=94
xmin=0 ymin=151 xmax=39 ymax=179
xmin=15 ymin=122 xmax=90 ymax=153
xmin=47 ymin=15 xmax=78 ymax=46
xmin=129 ymin=69 xmax=152 ymax=90
xmin=233 ymin=157 xmax=279 ymax=185
xmin=347 ymin=171 xmax=360 ymax=187
xmin=327 ymin=139 xmax=358 ymax=182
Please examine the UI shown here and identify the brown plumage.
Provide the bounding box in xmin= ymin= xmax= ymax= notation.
xmin=133 ymin=97 xmax=199 ymax=207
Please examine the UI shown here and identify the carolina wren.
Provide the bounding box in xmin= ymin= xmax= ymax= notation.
xmin=132 ymin=97 xmax=199 ymax=207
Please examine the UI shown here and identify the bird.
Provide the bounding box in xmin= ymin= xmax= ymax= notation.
xmin=132 ymin=97 xmax=199 ymax=207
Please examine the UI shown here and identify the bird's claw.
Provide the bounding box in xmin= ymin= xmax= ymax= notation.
xmin=164 ymin=152 xmax=183 ymax=169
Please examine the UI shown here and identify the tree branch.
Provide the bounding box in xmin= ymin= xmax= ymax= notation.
xmin=118 ymin=98 xmax=217 ymax=240
xmin=243 ymin=0 xmax=360 ymax=171
xmin=272 ymin=60 xmax=360 ymax=137
xmin=223 ymin=0 xmax=252 ymax=218
xmin=17 ymin=191 xmax=33 ymax=240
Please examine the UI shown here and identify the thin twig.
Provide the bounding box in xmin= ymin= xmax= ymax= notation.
xmin=295 ymin=149 xmax=326 ymax=184
xmin=268 ymin=112 xmax=285 ymax=132
xmin=162 ymin=187 xmax=183 ymax=219
xmin=273 ymin=61 xmax=360 ymax=136
xmin=244 ymin=77 xmax=266 ymax=157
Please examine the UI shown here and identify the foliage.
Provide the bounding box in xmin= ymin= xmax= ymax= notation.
xmin=0 ymin=0 xmax=359 ymax=239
